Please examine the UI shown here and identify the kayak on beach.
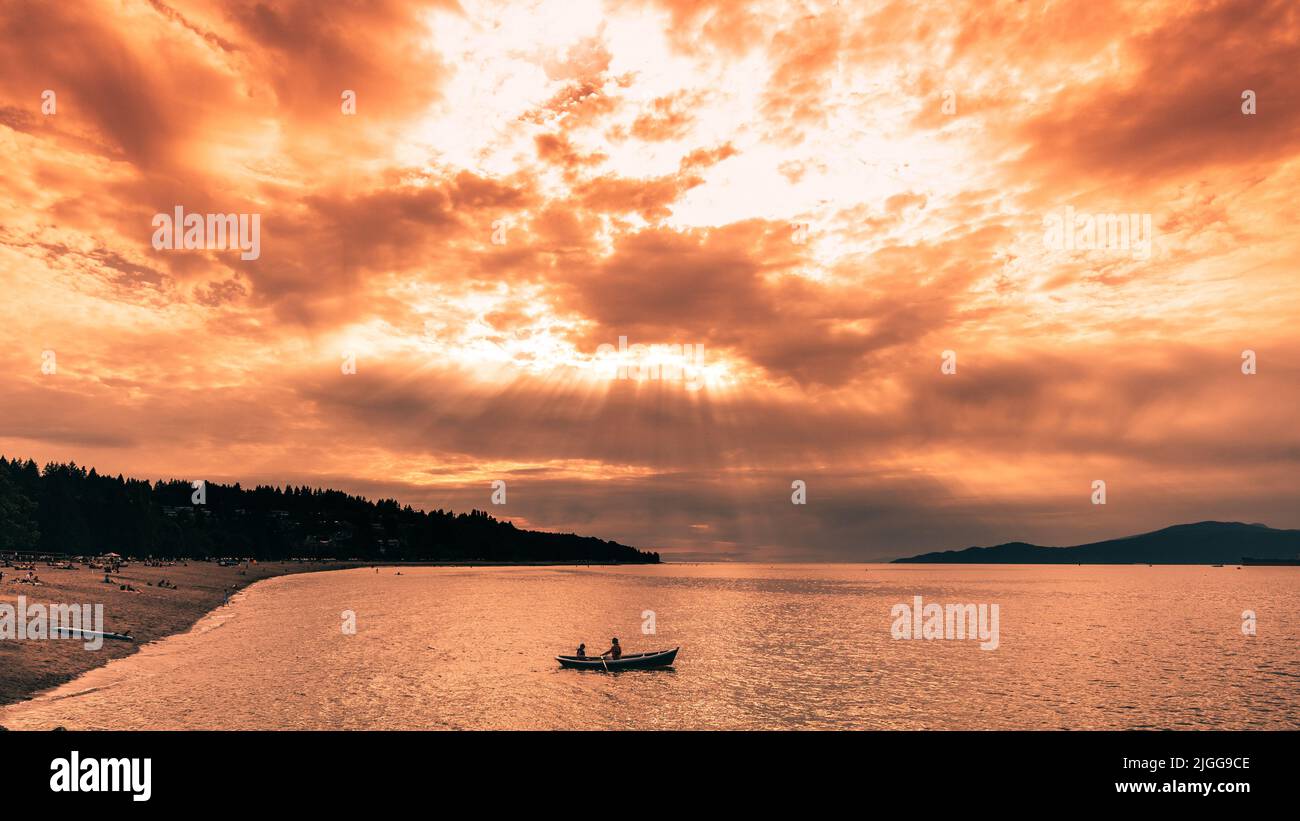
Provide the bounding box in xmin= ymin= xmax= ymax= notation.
xmin=555 ymin=647 xmax=678 ymax=670
xmin=49 ymin=626 xmax=134 ymax=642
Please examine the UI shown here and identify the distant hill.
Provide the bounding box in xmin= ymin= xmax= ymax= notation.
xmin=0 ymin=456 xmax=659 ymax=564
xmin=892 ymin=522 xmax=1300 ymax=565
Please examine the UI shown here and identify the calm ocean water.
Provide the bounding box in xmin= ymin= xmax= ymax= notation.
xmin=2 ymin=564 xmax=1296 ymax=729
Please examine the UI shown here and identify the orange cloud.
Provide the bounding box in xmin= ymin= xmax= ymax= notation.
xmin=2 ymin=0 xmax=1298 ymax=559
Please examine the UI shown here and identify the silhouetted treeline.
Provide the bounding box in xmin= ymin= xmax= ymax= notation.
xmin=0 ymin=457 xmax=659 ymax=563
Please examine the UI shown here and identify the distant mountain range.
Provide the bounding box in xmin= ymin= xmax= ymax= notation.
xmin=892 ymin=522 xmax=1300 ymax=565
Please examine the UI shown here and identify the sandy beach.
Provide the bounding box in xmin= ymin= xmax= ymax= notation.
xmin=0 ymin=559 xmax=351 ymax=711
xmin=0 ymin=558 xmax=652 ymax=719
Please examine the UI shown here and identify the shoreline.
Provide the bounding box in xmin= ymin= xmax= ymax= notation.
xmin=0 ymin=560 xmax=362 ymax=713
xmin=1 ymin=559 xmax=650 ymax=719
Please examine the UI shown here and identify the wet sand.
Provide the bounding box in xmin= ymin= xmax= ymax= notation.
xmin=0 ymin=560 xmax=349 ymax=710
xmin=0 ymin=559 xmax=651 ymax=718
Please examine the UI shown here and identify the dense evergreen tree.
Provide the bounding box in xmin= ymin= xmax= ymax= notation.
xmin=0 ymin=466 xmax=39 ymax=550
xmin=0 ymin=456 xmax=659 ymax=564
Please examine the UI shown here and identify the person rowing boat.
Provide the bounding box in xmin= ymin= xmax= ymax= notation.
xmin=600 ymin=637 xmax=621 ymax=660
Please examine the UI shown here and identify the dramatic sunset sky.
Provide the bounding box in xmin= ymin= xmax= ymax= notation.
xmin=1 ymin=0 xmax=1297 ymax=560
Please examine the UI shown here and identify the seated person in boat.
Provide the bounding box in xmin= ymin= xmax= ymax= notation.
xmin=601 ymin=638 xmax=622 ymax=659
xmin=575 ymin=643 xmax=587 ymax=658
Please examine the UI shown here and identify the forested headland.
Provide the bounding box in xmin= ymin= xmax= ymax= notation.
xmin=0 ymin=457 xmax=659 ymax=564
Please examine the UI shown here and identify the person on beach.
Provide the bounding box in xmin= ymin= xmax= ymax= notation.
xmin=601 ymin=638 xmax=622 ymax=660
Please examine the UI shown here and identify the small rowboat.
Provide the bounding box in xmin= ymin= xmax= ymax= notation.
xmin=556 ymin=647 xmax=679 ymax=670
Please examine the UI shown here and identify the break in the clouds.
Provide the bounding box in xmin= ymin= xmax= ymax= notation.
xmin=2 ymin=0 xmax=1298 ymax=560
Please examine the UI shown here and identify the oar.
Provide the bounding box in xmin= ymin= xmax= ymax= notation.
xmin=600 ymin=655 xmax=609 ymax=673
